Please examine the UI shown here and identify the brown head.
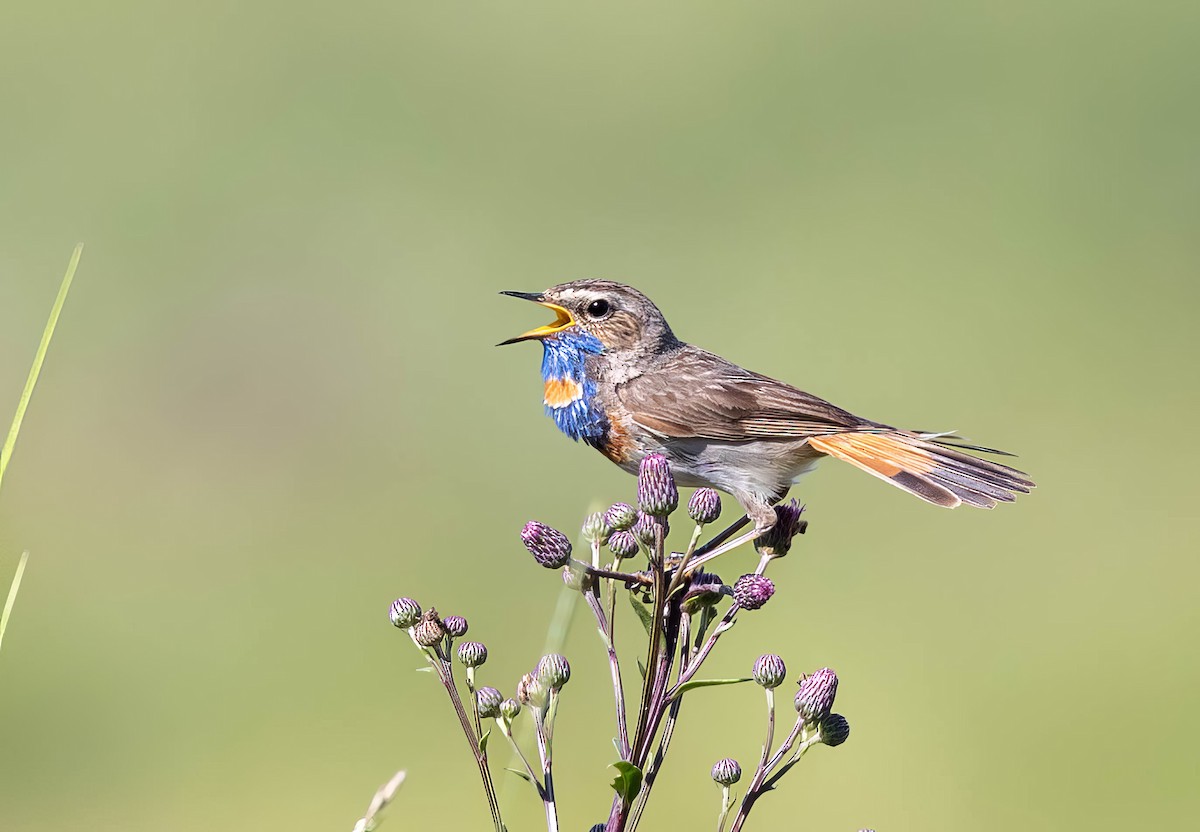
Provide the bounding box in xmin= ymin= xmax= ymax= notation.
xmin=498 ymin=280 xmax=679 ymax=360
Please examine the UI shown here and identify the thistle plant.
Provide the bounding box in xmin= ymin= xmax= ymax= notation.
xmin=385 ymin=454 xmax=858 ymax=831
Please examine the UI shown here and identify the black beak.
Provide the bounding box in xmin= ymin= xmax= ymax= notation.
xmin=499 ymin=290 xmax=545 ymax=303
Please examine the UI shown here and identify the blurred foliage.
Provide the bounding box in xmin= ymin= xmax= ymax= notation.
xmin=0 ymin=2 xmax=1197 ymax=831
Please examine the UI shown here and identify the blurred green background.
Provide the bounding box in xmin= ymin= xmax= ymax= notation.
xmin=1 ymin=2 xmax=1197 ymax=830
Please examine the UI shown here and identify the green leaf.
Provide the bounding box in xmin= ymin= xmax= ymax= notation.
xmin=673 ymin=676 xmax=754 ymax=697
xmin=479 ymin=729 xmax=491 ymax=755
xmin=609 ymin=761 xmax=643 ymax=803
xmin=505 ymin=767 xmax=533 ymax=783
xmin=628 ymin=593 xmax=653 ymax=636
xmin=636 ymin=658 xmax=647 ymax=679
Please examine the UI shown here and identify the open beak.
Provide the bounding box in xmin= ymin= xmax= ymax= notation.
xmin=497 ymin=291 xmax=576 ymax=345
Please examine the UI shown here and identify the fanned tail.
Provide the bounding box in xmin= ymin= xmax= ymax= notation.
xmin=807 ymin=431 xmax=1035 ymax=509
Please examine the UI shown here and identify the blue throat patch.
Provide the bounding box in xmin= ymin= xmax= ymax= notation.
xmin=540 ymin=330 xmax=609 ymax=446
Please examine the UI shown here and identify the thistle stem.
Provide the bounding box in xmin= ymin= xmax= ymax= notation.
xmin=585 ymin=586 xmax=631 ymax=759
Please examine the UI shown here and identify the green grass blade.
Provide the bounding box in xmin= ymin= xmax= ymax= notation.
xmin=0 ymin=243 xmax=83 ymax=495
xmin=0 ymin=551 xmax=30 ymax=654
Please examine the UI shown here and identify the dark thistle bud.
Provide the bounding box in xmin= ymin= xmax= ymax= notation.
xmin=517 ymin=671 xmax=549 ymax=708
xmin=475 ymin=686 xmax=502 ymax=719
xmin=752 ymin=654 xmax=787 ymax=689
xmin=732 ymin=574 xmax=775 ymax=610
xmin=818 ymin=713 xmax=850 ymax=747
xmin=588 ymin=825 xmax=606 ymax=832
xmin=500 ymin=698 xmax=522 ymax=721
xmin=637 ymin=453 xmax=678 ymax=516
xmin=682 ymin=570 xmax=725 ymax=614
xmin=457 ymin=641 xmax=488 ymax=668
xmin=537 ymin=653 xmax=571 ymax=689
xmin=582 ymin=511 xmax=608 ymax=544
xmin=412 ymin=608 xmax=447 ymax=647
xmin=710 ymin=758 xmax=742 ymax=786
xmin=754 ymin=499 xmax=806 ymax=558
xmin=521 ymin=520 xmax=572 ymax=569
xmin=443 ymin=615 xmax=468 ymax=638
xmin=632 ymin=511 xmax=668 ymax=546
xmin=603 ymin=502 xmax=638 ymax=531
xmin=608 ymin=530 xmax=639 ymax=560
xmin=388 ymin=597 xmax=421 ymax=629
xmin=795 ymin=667 xmax=839 ymax=723
xmin=687 ymin=488 xmax=722 ymax=525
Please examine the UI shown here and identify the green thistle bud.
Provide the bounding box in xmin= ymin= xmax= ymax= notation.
xmin=537 ymin=653 xmax=571 ymax=689
xmin=500 ymin=698 xmax=522 ymax=721
xmin=457 ymin=641 xmax=488 ymax=668
xmin=710 ymin=758 xmax=742 ymax=786
xmin=687 ymin=488 xmax=722 ymax=525
xmin=603 ymin=502 xmax=637 ymax=531
xmin=412 ymin=608 xmax=447 ymax=647
xmin=752 ymin=654 xmax=787 ymax=689
xmin=582 ymin=512 xmax=609 ymax=544
xmin=637 ymin=453 xmax=678 ymax=516
xmin=561 ymin=563 xmax=593 ymax=592
xmin=476 ymin=686 xmax=502 ymax=719
xmin=517 ymin=671 xmax=549 ymax=709
xmin=794 ymin=667 xmax=838 ymax=723
xmin=818 ymin=713 xmax=850 ymax=747
xmin=388 ymin=597 xmax=421 ymax=629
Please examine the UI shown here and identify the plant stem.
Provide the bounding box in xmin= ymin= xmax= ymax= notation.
xmin=585 ymin=586 xmax=631 ymax=759
xmin=535 ymin=696 xmax=559 ymax=832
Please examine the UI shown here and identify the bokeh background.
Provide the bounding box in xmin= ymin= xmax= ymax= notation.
xmin=2 ymin=2 xmax=1197 ymax=830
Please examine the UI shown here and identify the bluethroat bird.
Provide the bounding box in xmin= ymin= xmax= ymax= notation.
xmin=499 ymin=280 xmax=1033 ymax=549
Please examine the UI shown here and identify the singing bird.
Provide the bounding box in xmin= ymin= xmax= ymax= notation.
xmin=499 ymin=280 xmax=1033 ymax=534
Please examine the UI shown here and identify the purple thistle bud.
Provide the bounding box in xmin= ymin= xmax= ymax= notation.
xmin=687 ymin=488 xmax=722 ymax=525
xmin=754 ymin=499 xmax=806 ymax=558
xmin=608 ymin=530 xmax=639 ymax=560
xmin=795 ymin=667 xmax=839 ymax=723
xmin=632 ymin=512 xmax=668 ymax=546
xmin=521 ymin=520 xmax=573 ymax=569
xmin=752 ymin=654 xmax=787 ymax=689
xmin=818 ymin=713 xmax=850 ymax=747
xmin=732 ymin=574 xmax=775 ymax=610
xmin=457 ymin=641 xmax=488 ymax=668
xmin=443 ymin=615 xmax=469 ymax=638
xmin=388 ymin=597 xmax=421 ymax=629
xmin=637 ymin=453 xmax=678 ymax=516
xmin=588 ymin=825 xmax=606 ymax=832
xmin=681 ymin=570 xmax=726 ymax=614
xmin=537 ymin=654 xmax=571 ymax=689
xmin=412 ymin=608 xmax=447 ymax=647
xmin=476 ymin=686 xmax=502 ymax=719
xmin=582 ymin=511 xmax=608 ymax=544
xmin=603 ymin=502 xmax=638 ymax=531
xmin=710 ymin=758 xmax=742 ymax=786
xmin=500 ymin=698 xmax=522 ymax=720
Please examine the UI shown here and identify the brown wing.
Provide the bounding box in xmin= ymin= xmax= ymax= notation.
xmin=616 ymin=346 xmax=878 ymax=441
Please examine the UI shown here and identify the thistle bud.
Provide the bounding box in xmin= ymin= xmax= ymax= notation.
xmin=588 ymin=825 xmax=606 ymax=832
xmin=388 ymin=597 xmax=421 ymax=629
xmin=582 ymin=511 xmax=609 ymax=544
xmin=632 ymin=512 xmax=667 ymax=546
xmin=794 ymin=667 xmax=839 ymax=723
xmin=521 ymin=520 xmax=572 ymax=569
xmin=681 ymin=570 xmax=725 ymax=614
xmin=754 ymin=500 xmax=806 ymax=558
xmin=561 ymin=563 xmax=593 ymax=592
xmin=752 ymin=654 xmax=787 ymax=689
xmin=412 ymin=608 xmax=447 ymax=647
xmin=687 ymin=488 xmax=722 ymax=525
xmin=443 ymin=615 xmax=469 ymax=638
xmin=608 ymin=530 xmax=639 ymax=560
xmin=732 ymin=574 xmax=775 ymax=610
xmin=517 ymin=670 xmax=549 ymax=709
xmin=537 ymin=653 xmax=571 ymax=689
xmin=710 ymin=758 xmax=742 ymax=786
xmin=457 ymin=641 xmax=488 ymax=668
xmin=475 ymin=686 xmax=502 ymax=719
xmin=500 ymin=698 xmax=522 ymax=721
xmin=603 ymin=502 xmax=638 ymax=531
xmin=818 ymin=713 xmax=850 ymax=747
xmin=637 ymin=453 xmax=678 ymax=516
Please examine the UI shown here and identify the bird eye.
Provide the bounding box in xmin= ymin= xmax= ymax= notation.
xmin=586 ymin=299 xmax=611 ymax=319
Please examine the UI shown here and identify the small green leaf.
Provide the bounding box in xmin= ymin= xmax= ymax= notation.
xmin=479 ymin=729 xmax=491 ymax=755
xmin=505 ymin=767 xmax=533 ymax=783
xmin=636 ymin=658 xmax=647 ymax=679
xmin=673 ymin=676 xmax=754 ymax=697
xmin=628 ymin=593 xmax=653 ymax=635
xmin=608 ymin=761 xmax=644 ymax=803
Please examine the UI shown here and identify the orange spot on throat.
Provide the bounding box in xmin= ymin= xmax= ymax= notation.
xmin=543 ymin=377 xmax=584 ymax=408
